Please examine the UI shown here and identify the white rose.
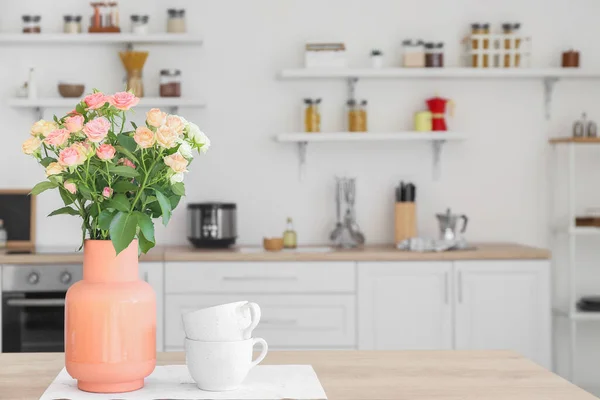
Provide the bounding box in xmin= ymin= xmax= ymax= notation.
xmin=170 ymin=172 xmax=184 ymax=184
xmin=187 ymin=123 xmax=210 ymax=153
xmin=178 ymin=141 xmax=193 ymax=159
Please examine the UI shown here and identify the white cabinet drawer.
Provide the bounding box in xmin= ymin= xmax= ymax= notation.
xmin=165 ymin=262 xmax=356 ymax=294
xmin=165 ymin=294 xmax=356 ymax=349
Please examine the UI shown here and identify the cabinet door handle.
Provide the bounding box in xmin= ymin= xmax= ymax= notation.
xmin=444 ymin=271 xmax=449 ymax=304
xmin=458 ymin=271 xmax=463 ymax=303
xmin=222 ymin=276 xmax=298 ymax=282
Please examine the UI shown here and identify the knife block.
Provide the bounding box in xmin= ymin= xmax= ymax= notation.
xmin=395 ymin=202 xmax=417 ymax=244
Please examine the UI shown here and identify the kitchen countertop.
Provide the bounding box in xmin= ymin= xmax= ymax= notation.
xmin=0 ymin=243 xmax=550 ymax=265
xmin=0 ymin=351 xmax=594 ymax=400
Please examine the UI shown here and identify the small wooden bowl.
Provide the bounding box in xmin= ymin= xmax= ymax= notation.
xmin=58 ymin=83 xmax=85 ymax=98
xmin=263 ymin=237 xmax=284 ymax=252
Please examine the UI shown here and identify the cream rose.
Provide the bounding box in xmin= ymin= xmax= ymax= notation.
xmin=133 ymin=126 xmax=156 ymax=149
xmin=64 ymin=181 xmax=77 ymax=194
xmin=164 ymin=153 xmax=189 ymax=173
xmin=156 ymin=125 xmax=179 ymax=148
xmin=146 ymin=108 xmax=167 ymax=128
xmin=166 ymin=115 xmax=186 ymax=136
xmin=30 ymin=120 xmax=58 ymax=137
xmin=45 ymin=162 xmax=65 ymax=176
xmin=22 ymin=136 xmax=42 ymax=155
xmin=64 ymin=115 xmax=84 ymax=133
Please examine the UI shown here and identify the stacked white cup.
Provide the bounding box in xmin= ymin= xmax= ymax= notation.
xmin=182 ymin=301 xmax=267 ymax=391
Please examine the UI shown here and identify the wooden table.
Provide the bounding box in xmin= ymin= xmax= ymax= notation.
xmin=0 ymin=351 xmax=595 ymax=400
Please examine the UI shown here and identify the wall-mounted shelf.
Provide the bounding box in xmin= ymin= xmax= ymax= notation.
xmin=275 ymin=132 xmax=466 ymax=180
xmin=9 ymin=97 xmax=206 ymax=119
xmin=0 ymin=33 xmax=203 ymax=47
xmin=279 ymin=67 xmax=600 ymax=120
xmin=549 ymin=137 xmax=600 ymax=144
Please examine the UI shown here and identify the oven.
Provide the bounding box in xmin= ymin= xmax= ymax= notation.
xmin=1 ymin=264 xmax=82 ymax=353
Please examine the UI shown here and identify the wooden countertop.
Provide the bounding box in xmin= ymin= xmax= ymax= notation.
xmin=0 ymin=243 xmax=550 ymax=265
xmin=0 ymin=351 xmax=594 ymax=400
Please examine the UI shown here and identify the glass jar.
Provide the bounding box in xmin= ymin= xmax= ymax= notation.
xmin=159 ymin=69 xmax=182 ymax=97
xmin=481 ymin=23 xmax=490 ymax=68
xmin=64 ymin=15 xmax=78 ymax=34
xmin=402 ymin=39 xmax=425 ymax=68
xmin=513 ymin=23 xmax=522 ymax=67
xmin=347 ymin=99 xmax=362 ymax=132
xmin=304 ymin=98 xmax=321 ymax=133
xmin=470 ymin=23 xmax=481 ymax=67
xmin=359 ymin=100 xmax=368 ymax=132
xmin=22 ymin=15 xmax=33 ymax=33
xmin=426 ymin=42 xmax=443 ymax=67
xmin=74 ymin=16 xmax=83 ymax=33
xmin=501 ymin=23 xmax=513 ymax=68
xmin=131 ymin=15 xmax=149 ymax=34
xmin=167 ymin=9 xmax=186 ymax=33
xmin=32 ymin=15 xmax=41 ymax=33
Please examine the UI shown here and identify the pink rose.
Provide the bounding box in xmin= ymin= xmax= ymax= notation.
xmin=109 ymin=91 xmax=140 ymax=111
xmin=96 ymin=144 xmax=116 ymax=161
xmin=133 ymin=126 xmax=155 ymax=149
xmin=166 ymin=115 xmax=186 ymax=136
xmin=102 ymin=187 xmax=113 ymax=198
xmin=156 ymin=125 xmax=179 ymax=148
xmin=83 ymin=118 xmax=110 ymax=142
xmin=164 ymin=152 xmax=189 ymax=173
xmin=64 ymin=115 xmax=84 ymax=133
xmin=44 ymin=129 xmax=71 ymax=147
xmin=64 ymin=181 xmax=77 ymax=194
xmin=84 ymin=92 xmax=108 ymax=110
xmin=146 ymin=108 xmax=167 ymax=128
xmin=118 ymin=158 xmax=136 ymax=169
xmin=59 ymin=145 xmax=86 ymax=167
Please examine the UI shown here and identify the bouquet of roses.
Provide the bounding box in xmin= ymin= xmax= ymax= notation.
xmin=21 ymin=90 xmax=210 ymax=254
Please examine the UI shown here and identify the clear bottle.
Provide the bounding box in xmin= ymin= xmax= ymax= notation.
xmin=0 ymin=219 xmax=7 ymax=249
xmin=359 ymin=100 xmax=368 ymax=131
xmin=304 ymin=98 xmax=321 ymax=132
xmin=283 ymin=218 xmax=297 ymax=249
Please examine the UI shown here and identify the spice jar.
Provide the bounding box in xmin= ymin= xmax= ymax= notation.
xmin=64 ymin=15 xmax=78 ymax=34
xmin=22 ymin=15 xmax=33 ymax=33
xmin=159 ymin=69 xmax=182 ymax=97
xmin=470 ymin=23 xmax=482 ymax=67
xmin=304 ymin=99 xmax=321 ymax=133
xmin=426 ymin=42 xmax=444 ymax=67
xmin=347 ymin=99 xmax=367 ymax=132
xmin=562 ymin=49 xmax=580 ymax=68
xmin=513 ymin=23 xmax=522 ymax=67
xmin=167 ymin=9 xmax=186 ymax=33
xmin=501 ymin=23 xmax=513 ymax=68
xmin=74 ymin=16 xmax=83 ymax=33
xmin=359 ymin=100 xmax=368 ymax=132
xmin=481 ymin=23 xmax=490 ymax=67
xmin=131 ymin=15 xmax=149 ymax=34
xmin=424 ymin=43 xmax=435 ymax=67
xmin=402 ymin=40 xmax=425 ymax=68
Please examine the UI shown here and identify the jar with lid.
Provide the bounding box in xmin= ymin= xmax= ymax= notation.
xmin=304 ymin=98 xmax=321 ymax=133
xmin=402 ymin=39 xmax=425 ymax=68
xmin=131 ymin=15 xmax=149 ymax=34
xmin=424 ymin=43 xmax=435 ymax=67
xmin=159 ymin=69 xmax=181 ymax=97
xmin=64 ymin=15 xmax=78 ymax=34
xmin=347 ymin=99 xmax=366 ymax=132
xmin=426 ymin=42 xmax=444 ymax=67
xmin=470 ymin=23 xmax=482 ymax=67
xmin=513 ymin=23 xmax=522 ymax=67
xmin=359 ymin=100 xmax=368 ymax=131
xmin=32 ymin=15 xmax=42 ymax=33
xmin=74 ymin=16 xmax=82 ymax=32
xmin=501 ymin=23 xmax=513 ymax=67
xmin=167 ymin=9 xmax=186 ymax=33
xmin=481 ymin=23 xmax=490 ymax=67
xmin=22 ymin=15 xmax=33 ymax=33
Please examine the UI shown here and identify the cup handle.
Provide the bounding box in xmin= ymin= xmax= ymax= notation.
xmin=242 ymin=302 xmax=261 ymax=339
xmin=250 ymin=337 xmax=268 ymax=368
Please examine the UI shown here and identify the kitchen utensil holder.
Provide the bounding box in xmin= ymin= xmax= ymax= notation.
xmin=395 ymin=202 xmax=417 ymax=244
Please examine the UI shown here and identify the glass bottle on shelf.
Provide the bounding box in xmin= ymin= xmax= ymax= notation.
xmin=159 ymin=69 xmax=181 ymax=97
xmin=22 ymin=15 xmax=33 ymax=33
xmin=481 ymin=23 xmax=490 ymax=68
xmin=304 ymin=98 xmax=321 ymax=133
xmin=359 ymin=100 xmax=368 ymax=132
xmin=513 ymin=23 xmax=522 ymax=67
xmin=347 ymin=99 xmax=359 ymax=132
xmin=470 ymin=23 xmax=482 ymax=67
xmin=283 ymin=218 xmax=297 ymax=249
xmin=502 ymin=23 xmax=513 ymax=68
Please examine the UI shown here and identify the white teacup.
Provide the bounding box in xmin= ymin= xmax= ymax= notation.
xmin=185 ymin=337 xmax=268 ymax=391
xmin=182 ymin=301 xmax=261 ymax=341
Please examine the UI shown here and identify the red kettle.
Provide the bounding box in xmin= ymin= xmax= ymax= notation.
xmin=425 ymin=96 xmax=454 ymax=131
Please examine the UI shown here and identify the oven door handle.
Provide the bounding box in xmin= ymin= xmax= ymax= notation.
xmin=6 ymin=299 xmax=66 ymax=307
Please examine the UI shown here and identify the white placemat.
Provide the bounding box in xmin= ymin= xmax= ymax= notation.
xmin=39 ymin=365 xmax=327 ymax=400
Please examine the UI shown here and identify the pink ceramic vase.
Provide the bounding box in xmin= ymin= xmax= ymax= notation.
xmin=65 ymin=239 xmax=156 ymax=393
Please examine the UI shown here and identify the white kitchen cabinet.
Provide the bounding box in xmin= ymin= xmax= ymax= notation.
xmin=165 ymin=294 xmax=356 ymax=350
xmin=454 ymin=260 xmax=551 ymax=368
xmin=139 ymin=262 xmax=164 ymax=352
xmin=358 ymin=262 xmax=453 ymax=350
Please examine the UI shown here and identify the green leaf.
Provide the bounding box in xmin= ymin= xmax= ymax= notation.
xmin=117 ymin=134 xmax=137 ymax=153
xmin=138 ymin=233 xmax=155 ymax=254
xmin=148 ymin=201 xmax=162 ymax=218
xmin=48 ymin=206 xmax=79 ymax=217
xmin=98 ymin=209 xmax=116 ymax=230
xmin=79 ymin=184 xmax=93 ymax=201
xmin=109 ymin=165 xmax=139 ymax=178
xmin=106 ymin=193 xmax=130 ymax=212
xmin=154 ymin=190 xmax=172 ymax=226
xmin=130 ymin=121 xmax=138 ymax=130
xmin=89 ymin=204 xmax=100 ymax=218
xmin=169 ymin=195 xmax=181 ymax=209
xmin=40 ymin=157 xmax=57 ymax=168
xmin=171 ymin=182 xmax=185 ymax=196
xmin=115 ymin=145 xmax=139 ymax=163
xmin=134 ymin=212 xmax=155 ymax=243
xmin=75 ymin=103 xmax=86 ymax=115
xmin=58 ymin=187 xmax=75 ymax=206
xmin=30 ymin=181 xmax=58 ymax=196
xmin=109 ymin=212 xmax=138 ymax=255
xmin=112 ymin=180 xmax=138 ymax=193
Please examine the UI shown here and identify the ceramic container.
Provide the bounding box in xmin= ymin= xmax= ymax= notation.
xmin=65 ymin=240 xmax=156 ymax=393
xmin=182 ymin=301 xmax=261 ymax=341
xmin=185 ymin=337 xmax=268 ymax=391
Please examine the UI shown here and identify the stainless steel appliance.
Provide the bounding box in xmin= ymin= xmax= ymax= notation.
xmin=436 ymin=208 xmax=469 ymax=241
xmin=2 ymin=264 xmax=82 ymax=353
xmin=330 ymin=177 xmax=365 ymax=248
xmin=187 ymin=203 xmax=237 ymax=248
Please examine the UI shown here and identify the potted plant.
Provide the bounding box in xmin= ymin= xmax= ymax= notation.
xmin=370 ymin=49 xmax=384 ymax=68
xmin=21 ymin=90 xmax=209 ymax=393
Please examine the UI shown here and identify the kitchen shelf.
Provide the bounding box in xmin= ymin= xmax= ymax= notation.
xmin=553 ymin=308 xmax=600 ymax=321
xmin=9 ymin=97 xmax=206 ymax=119
xmin=554 ymin=226 xmax=600 ymax=235
xmin=275 ymin=132 xmax=466 ymax=181
xmin=279 ymin=67 xmax=600 ymax=120
xmin=549 ymin=137 xmax=600 ymax=144
xmin=0 ymin=33 xmax=203 ymax=46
